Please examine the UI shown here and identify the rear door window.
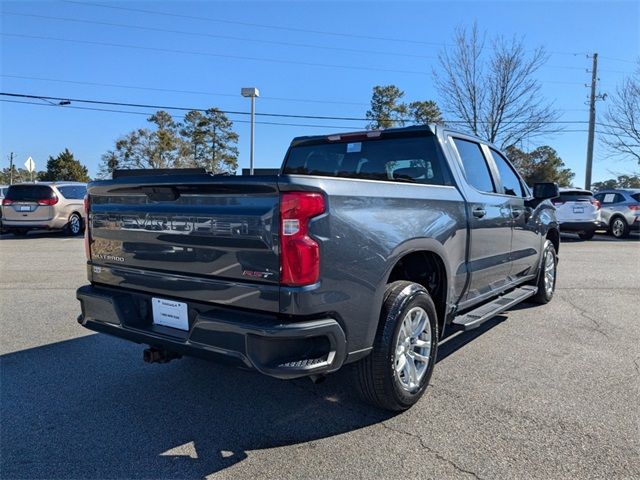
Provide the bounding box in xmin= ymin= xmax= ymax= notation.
xmin=283 ymin=135 xmax=450 ymax=186
xmin=631 ymin=193 xmax=640 ymax=202
xmin=5 ymin=185 xmax=55 ymax=201
xmin=451 ymin=138 xmax=496 ymax=193
xmin=57 ymin=185 xmax=87 ymax=199
xmin=489 ymin=148 xmax=525 ymax=197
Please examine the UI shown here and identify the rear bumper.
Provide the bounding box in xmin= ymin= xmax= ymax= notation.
xmin=76 ymin=284 xmax=347 ymax=379
xmin=1 ymin=219 xmax=67 ymax=229
xmin=559 ymin=221 xmax=599 ymax=233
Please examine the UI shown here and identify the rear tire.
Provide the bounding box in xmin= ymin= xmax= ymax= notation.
xmin=355 ymin=281 xmax=438 ymax=411
xmin=66 ymin=213 xmax=83 ymax=236
xmin=610 ymin=217 xmax=629 ymax=239
xmin=531 ymin=240 xmax=557 ymax=304
xmin=578 ymin=231 xmax=595 ymax=240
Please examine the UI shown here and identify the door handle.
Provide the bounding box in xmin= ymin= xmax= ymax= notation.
xmin=472 ymin=207 xmax=486 ymax=218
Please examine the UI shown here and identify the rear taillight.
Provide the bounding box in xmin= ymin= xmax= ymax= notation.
xmin=2 ymin=198 xmax=12 ymax=206
xmin=629 ymin=205 xmax=640 ymax=211
xmin=279 ymin=192 xmax=325 ymax=286
xmin=84 ymin=194 xmax=91 ymax=260
xmin=591 ymin=199 xmax=601 ymax=210
xmin=37 ymin=196 xmax=59 ymax=206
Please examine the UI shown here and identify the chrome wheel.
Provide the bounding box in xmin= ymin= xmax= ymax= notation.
xmin=69 ymin=215 xmax=81 ymax=235
xmin=544 ymin=248 xmax=556 ymax=296
xmin=394 ymin=306 xmax=432 ymax=393
xmin=612 ymin=218 xmax=625 ymax=238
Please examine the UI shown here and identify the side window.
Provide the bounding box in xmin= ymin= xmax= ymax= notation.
xmin=601 ymin=193 xmax=617 ymax=204
xmin=57 ymin=186 xmax=87 ymax=200
xmin=452 ymin=138 xmax=496 ymax=193
xmin=594 ymin=193 xmax=605 ymax=203
xmin=490 ymin=148 xmax=525 ymax=197
xmin=614 ymin=193 xmax=625 ymax=203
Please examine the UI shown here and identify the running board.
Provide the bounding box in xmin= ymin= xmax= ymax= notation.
xmin=452 ymin=286 xmax=538 ymax=331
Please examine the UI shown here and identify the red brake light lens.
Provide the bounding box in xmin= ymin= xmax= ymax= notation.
xmin=37 ymin=196 xmax=59 ymax=206
xmin=83 ymin=194 xmax=89 ymax=214
xmin=591 ymin=199 xmax=601 ymax=210
xmin=2 ymin=198 xmax=12 ymax=206
xmin=280 ymin=192 xmax=325 ymax=286
xmin=629 ymin=205 xmax=640 ymax=211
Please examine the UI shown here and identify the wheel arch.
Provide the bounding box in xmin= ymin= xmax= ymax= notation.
xmin=384 ymin=246 xmax=450 ymax=337
xmin=546 ymin=227 xmax=560 ymax=254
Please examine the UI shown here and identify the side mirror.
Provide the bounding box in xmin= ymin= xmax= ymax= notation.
xmin=533 ymin=182 xmax=559 ymax=200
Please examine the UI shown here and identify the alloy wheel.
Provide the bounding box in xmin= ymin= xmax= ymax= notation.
xmin=544 ymin=248 xmax=556 ymax=296
xmin=394 ymin=306 xmax=432 ymax=393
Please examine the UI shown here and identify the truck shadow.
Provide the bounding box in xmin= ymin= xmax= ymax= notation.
xmin=1 ymin=319 xmax=503 ymax=479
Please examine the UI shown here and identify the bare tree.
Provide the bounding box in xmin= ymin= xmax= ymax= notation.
xmin=601 ymin=65 xmax=640 ymax=164
xmin=433 ymin=23 xmax=560 ymax=149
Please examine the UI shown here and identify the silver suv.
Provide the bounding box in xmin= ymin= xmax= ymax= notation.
xmin=594 ymin=189 xmax=640 ymax=238
xmin=1 ymin=182 xmax=87 ymax=236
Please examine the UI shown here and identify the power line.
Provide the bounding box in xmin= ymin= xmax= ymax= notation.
xmin=1 ymin=32 xmax=600 ymax=82
xmin=0 ymin=99 xmax=364 ymax=130
xmin=0 ymin=92 xmax=372 ymax=121
xmin=2 ymin=99 xmax=600 ymax=134
xmin=598 ymin=55 xmax=638 ymax=65
xmin=62 ymin=0 xmax=453 ymax=47
xmin=2 ymin=11 xmax=438 ymax=61
xmin=0 ymin=74 xmax=370 ymax=107
xmin=1 ymin=32 xmax=429 ymax=76
xmin=1 ymin=92 xmax=618 ymax=127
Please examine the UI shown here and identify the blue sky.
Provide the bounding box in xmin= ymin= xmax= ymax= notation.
xmin=1 ymin=0 xmax=638 ymax=184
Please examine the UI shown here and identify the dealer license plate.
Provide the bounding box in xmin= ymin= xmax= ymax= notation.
xmin=151 ymin=297 xmax=189 ymax=331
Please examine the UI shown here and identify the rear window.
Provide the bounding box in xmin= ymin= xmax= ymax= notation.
xmin=57 ymin=185 xmax=87 ymax=199
xmin=283 ymin=136 xmax=450 ymax=186
xmin=559 ymin=191 xmax=593 ymax=203
xmin=5 ymin=185 xmax=55 ymax=201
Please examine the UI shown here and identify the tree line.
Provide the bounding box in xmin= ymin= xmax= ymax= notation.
xmin=1 ymin=149 xmax=89 ymax=184
xmin=98 ymin=108 xmax=238 ymax=178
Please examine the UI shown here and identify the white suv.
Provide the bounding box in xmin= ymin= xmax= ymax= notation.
xmin=553 ymin=188 xmax=601 ymax=240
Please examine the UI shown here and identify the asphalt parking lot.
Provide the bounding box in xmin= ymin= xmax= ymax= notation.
xmin=1 ymin=231 xmax=639 ymax=479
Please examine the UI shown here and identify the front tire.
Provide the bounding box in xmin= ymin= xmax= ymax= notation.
xmin=610 ymin=217 xmax=629 ymax=239
xmin=355 ymin=281 xmax=438 ymax=411
xmin=531 ymin=240 xmax=557 ymax=304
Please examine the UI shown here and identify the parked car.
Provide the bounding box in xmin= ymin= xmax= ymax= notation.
xmin=594 ymin=189 xmax=640 ymax=238
xmin=1 ymin=182 xmax=87 ymax=236
xmin=553 ymin=188 xmax=601 ymax=240
xmin=76 ymin=125 xmax=560 ymax=411
xmin=0 ymin=185 xmax=8 ymax=233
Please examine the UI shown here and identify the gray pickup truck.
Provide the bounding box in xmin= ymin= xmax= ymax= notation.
xmin=77 ymin=125 xmax=560 ymax=411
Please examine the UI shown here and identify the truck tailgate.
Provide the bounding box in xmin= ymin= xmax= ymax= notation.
xmin=87 ymin=175 xmax=281 ymax=312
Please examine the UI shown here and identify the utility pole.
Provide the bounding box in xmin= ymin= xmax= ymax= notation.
xmin=9 ymin=152 xmax=14 ymax=185
xmin=585 ymin=53 xmax=598 ymax=190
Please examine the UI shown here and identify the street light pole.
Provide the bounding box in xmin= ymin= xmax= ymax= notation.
xmin=250 ymin=94 xmax=256 ymax=176
xmin=241 ymin=87 xmax=260 ymax=175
